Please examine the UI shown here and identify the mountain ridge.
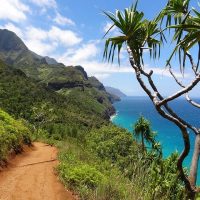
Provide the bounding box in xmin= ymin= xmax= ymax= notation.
xmin=105 ymin=86 xmax=127 ymax=98
xmin=0 ymin=29 xmax=118 ymax=122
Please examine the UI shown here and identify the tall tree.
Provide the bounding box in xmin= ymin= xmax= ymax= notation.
xmin=103 ymin=0 xmax=200 ymax=198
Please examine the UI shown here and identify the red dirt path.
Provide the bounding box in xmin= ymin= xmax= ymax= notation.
xmin=0 ymin=142 xmax=76 ymax=200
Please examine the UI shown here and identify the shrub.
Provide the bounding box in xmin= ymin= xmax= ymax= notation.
xmin=59 ymin=163 xmax=105 ymax=189
xmin=0 ymin=109 xmax=31 ymax=161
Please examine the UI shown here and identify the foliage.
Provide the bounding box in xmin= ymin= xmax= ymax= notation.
xmin=103 ymin=2 xmax=162 ymax=66
xmin=57 ymin=138 xmax=136 ymax=200
xmin=133 ymin=116 xmax=162 ymax=154
xmin=54 ymin=123 xmax=185 ymax=199
xmin=58 ymin=153 xmax=105 ymax=190
xmin=0 ymin=108 xmax=31 ymax=162
xmin=0 ymin=60 xmax=110 ymax=131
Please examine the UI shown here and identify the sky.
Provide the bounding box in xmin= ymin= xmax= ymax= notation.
xmin=0 ymin=0 xmax=200 ymax=97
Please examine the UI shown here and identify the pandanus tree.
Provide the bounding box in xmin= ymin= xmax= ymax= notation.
xmin=103 ymin=0 xmax=200 ymax=198
xmin=134 ymin=116 xmax=161 ymax=156
xmin=134 ymin=116 xmax=153 ymax=152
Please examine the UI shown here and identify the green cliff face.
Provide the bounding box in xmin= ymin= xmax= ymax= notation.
xmin=0 ymin=29 xmax=116 ymax=124
xmin=0 ymin=60 xmax=112 ymax=128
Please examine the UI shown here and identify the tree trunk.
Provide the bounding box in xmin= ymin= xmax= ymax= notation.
xmin=127 ymin=46 xmax=199 ymax=198
xmin=141 ymin=134 xmax=145 ymax=152
xmin=189 ymin=134 xmax=200 ymax=188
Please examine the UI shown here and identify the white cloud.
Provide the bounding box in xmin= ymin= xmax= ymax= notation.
xmin=30 ymin=0 xmax=57 ymax=8
xmin=54 ymin=12 xmax=75 ymax=26
xmin=103 ymin=21 xmax=120 ymax=38
xmin=48 ymin=26 xmax=82 ymax=47
xmin=59 ymin=42 xmax=99 ymax=64
xmin=57 ymin=41 xmax=133 ymax=78
xmin=25 ymin=26 xmax=48 ymax=41
xmin=0 ymin=23 xmax=82 ymax=56
xmin=25 ymin=39 xmax=57 ymax=55
xmin=23 ymin=26 xmax=82 ymax=55
xmin=23 ymin=26 xmax=81 ymax=48
xmin=81 ymin=61 xmax=132 ymax=75
xmin=0 ymin=0 xmax=29 ymax=22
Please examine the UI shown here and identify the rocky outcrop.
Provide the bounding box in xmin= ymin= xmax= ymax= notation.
xmin=75 ymin=65 xmax=88 ymax=80
xmin=88 ymin=76 xmax=105 ymax=90
xmin=0 ymin=29 xmax=28 ymax=52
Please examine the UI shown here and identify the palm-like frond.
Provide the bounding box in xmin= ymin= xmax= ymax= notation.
xmin=166 ymin=7 xmax=200 ymax=71
xmin=157 ymin=0 xmax=190 ymax=26
xmin=146 ymin=20 xmax=164 ymax=59
xmin=103 ymin=36 xmax=127 ymax=64
xmin=103 ymin=2 xmax=162 ymax=66
xmin=134 ymin=116 xmax=152 ymax=144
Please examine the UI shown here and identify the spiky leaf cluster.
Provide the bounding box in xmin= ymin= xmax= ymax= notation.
xmin=103 ymin=1 xmax=162 ymax=67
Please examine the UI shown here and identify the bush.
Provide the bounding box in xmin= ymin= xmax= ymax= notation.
xmin=55 ymin=123 xmax=185 ymax=199
xmin=87 ymin=125 xmax=134 ymax=162
xmin=59 ymin=162 xmax=105 ymax=189
xmin=86 ymin=124 xmax=185 ymax=199
xmin=57 ymin=140 xmax=136 ymax=200
xmin=58 ymin=151 xmax=107 ymax=199
xmin=0 ymin=109 xmax=31 ymax=161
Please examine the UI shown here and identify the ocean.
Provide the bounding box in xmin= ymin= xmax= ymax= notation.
xmin=112 ymin=96 xmax=200 ymax=183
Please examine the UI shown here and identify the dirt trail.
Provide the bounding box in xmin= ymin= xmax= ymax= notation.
xmin=0 ymin=142 xmax=76 ymax=200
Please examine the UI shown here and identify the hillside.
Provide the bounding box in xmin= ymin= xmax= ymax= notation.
xmin=0 ymin=29 xmax=185 ymax=200
xmin=0 ymin=29 xmax=116 ymax=121
xmin=105 ymin=86 xmax=127 ymax=98
xmin=0 ymin=59 xmax=113 ymax=131
xmin=0 ymin=29 xmax=111 ymax=100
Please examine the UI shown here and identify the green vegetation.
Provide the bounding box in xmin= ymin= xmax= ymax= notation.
xmin=47 ymin=124 xmax=185 ymax=200
xmin=0 ymin=60 xmax=111 ymax=129
xmin=0 ymin=52 xmax=188 ymax=199
xmin=103 ymin=0 xmax=200 ymax=198
xmin=0 ymin=22 xmax=193 ymax=199
xmin=134 ymin=116 xmax=161 ymax=154
xmin=0 ymin=108 xmax=31 ymax=163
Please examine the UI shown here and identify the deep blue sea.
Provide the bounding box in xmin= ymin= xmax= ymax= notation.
xmin=112 ymin=96 xmax=200 ymax=183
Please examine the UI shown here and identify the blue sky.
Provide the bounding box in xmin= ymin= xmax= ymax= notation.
xmin=0 ymin=0 xmax=199 ymax=97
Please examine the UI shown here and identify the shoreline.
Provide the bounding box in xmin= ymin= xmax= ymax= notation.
xmin=110 ymin=112 xmax=118 ymax=121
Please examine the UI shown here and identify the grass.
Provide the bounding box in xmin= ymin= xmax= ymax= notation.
xmin=56 ymin=138 xmax=137 ymax=200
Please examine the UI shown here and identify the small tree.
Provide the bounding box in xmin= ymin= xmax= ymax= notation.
xmin=103 ymin=0 xmax=200 ymax=198
xmin=31 ymin=102 xmax=56 ymax=129
xmin=134 ymin=116 xmax=162 ymax=155
xmin=134 ymin=116 xmax=152 ymax=151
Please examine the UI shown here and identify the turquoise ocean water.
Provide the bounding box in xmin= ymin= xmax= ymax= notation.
xmin=112 ymin=96 xmax=200 ymax=183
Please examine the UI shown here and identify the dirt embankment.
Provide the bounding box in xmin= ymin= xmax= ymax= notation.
xmin=0 ymin=142 xmax=76 ymax=200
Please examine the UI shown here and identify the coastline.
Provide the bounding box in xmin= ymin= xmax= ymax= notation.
xmin=110 ymin=112 xmax=118 ymax=121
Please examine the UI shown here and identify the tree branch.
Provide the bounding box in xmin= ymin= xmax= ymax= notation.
xmin=186 ymin=52 xmax=198 ymax=76
xmin=140 ymin=65 xmax=199 ymax=134
xmin=127 ymin=45 xmax=195 ymax=193
xmin=169 ymin=65 xmax=200 ymax=109
xmin=186 ymin=94 xmax=200 ymax=109
xmin=168 ymin=64 xmax=185 ymax=88
xmin=158 ymin=74 xmax=200 ymax=106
